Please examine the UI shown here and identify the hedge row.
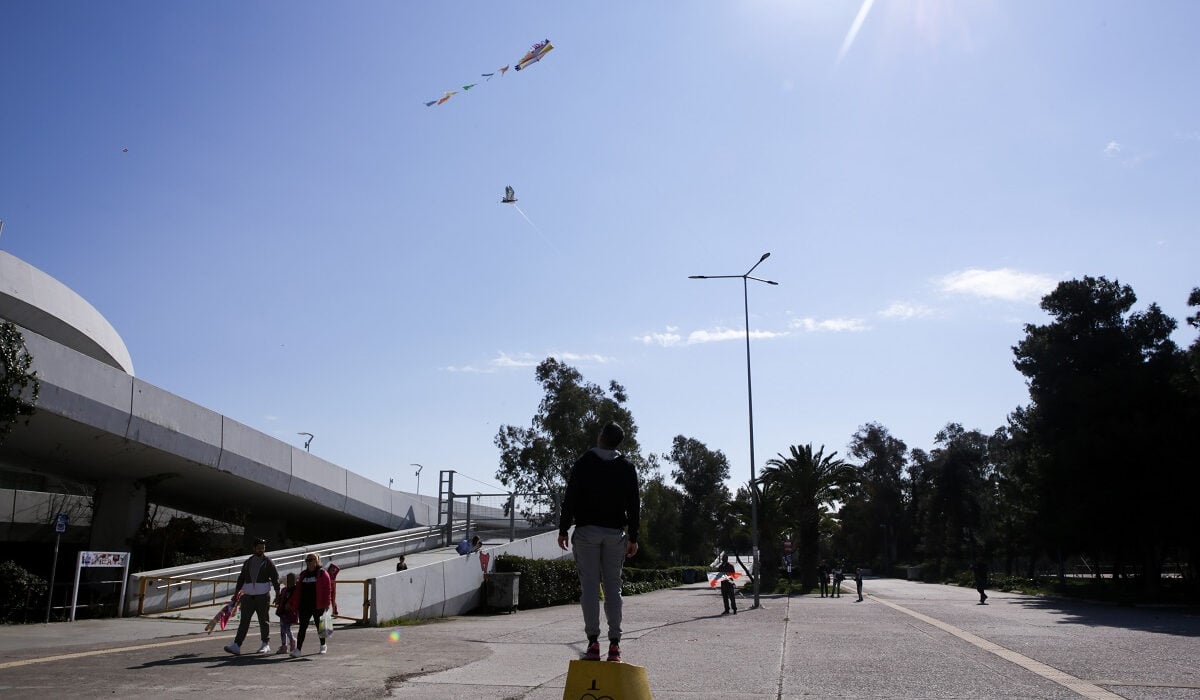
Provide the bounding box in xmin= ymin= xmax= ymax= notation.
xmin=493 ymin=555 xmax=709 ymax=609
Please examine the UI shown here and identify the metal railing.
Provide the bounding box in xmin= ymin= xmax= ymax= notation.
xmin=135 ymin=575 xmax=372 ymax=623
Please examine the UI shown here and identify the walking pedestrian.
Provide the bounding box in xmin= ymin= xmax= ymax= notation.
xmin=557 ymin=422 xmax=641 ymax=663
xmin=275 ymin=572 xmax=298 ymax=654
xmin=973 ymin=560 xmax=989 ymax=604
xmin=223 ymin=538 xmax=280 ymax=656
xmin=818 ymin=562 xmax=829 ymax=598
xmin=289 ymin=552 xmax=332 ymax=657
xmin=832 ymin=566 xmax=844 ymax=598
xmin=854 ymin=567 xmax=864 ymax=602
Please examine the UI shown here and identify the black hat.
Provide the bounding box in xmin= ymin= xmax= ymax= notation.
xmin=253 ymin=538 xmax=267 ymax=546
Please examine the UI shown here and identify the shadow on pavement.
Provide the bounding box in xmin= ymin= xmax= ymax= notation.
xmin=1007 ymin=596 xmax=1200 ymax=637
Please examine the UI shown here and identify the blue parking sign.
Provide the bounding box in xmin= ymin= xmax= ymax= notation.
xmin=54 ymin=513 xmax=68 ymax=533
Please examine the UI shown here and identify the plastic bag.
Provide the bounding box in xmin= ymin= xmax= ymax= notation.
xmin=319 ymin=608 xmax=334 ymax=638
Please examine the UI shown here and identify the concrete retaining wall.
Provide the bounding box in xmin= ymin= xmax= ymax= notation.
xmin=371 ymin=529 xmax=568 ymax=624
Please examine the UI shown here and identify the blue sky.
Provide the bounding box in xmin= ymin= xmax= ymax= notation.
xmin=3 ymin=2 xmax=1197 ymax=499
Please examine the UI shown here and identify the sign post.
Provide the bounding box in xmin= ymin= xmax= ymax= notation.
xmin=70 ymin=551 xmax=130 ymax=621
xmin=45 ymin=513 xmax=68 ymax=623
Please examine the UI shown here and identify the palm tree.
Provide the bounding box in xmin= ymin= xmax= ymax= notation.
xmin=760 ymin=444 xmax=857 ymax=590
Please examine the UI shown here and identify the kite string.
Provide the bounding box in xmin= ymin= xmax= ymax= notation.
xmin=512 ymin=203 xmax=559 ymax=252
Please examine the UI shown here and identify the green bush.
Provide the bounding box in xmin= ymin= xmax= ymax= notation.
xmin=494 ymin=555 xmax=580 ymax=609
xmin=0 ymin=560 xmax=47 ymax=623
xmin=494 ymin=556 xmax=688 ymax=610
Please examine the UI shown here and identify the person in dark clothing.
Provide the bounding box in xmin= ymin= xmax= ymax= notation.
xmin=288 ymin=552 xmax=332 ymax=657
xmin=973 ymin=561 xmax=989 ymax=604
xmin=558 ymin=422 xmax=641 ymax=664
xmin=832 ymin=566 xmax=844 ymax=598
xmin=396 ymin=555 xmax=408 ymax=572
xmin=818 ymin=563 xmax=829 ymax=598
xmin=854 ymin=567 xmax=864 ymax=602
xmin=717 ymin=554 xmax=738 ymax=615
xmin=224 ymin=538 xmax=280 ymax=656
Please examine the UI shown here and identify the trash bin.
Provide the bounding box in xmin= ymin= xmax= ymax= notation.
xmin=486 ymin=572 xmax=520 ymax=613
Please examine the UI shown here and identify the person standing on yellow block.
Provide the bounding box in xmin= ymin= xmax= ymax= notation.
xmin=558 ymin=422 xmax=641 ymax=663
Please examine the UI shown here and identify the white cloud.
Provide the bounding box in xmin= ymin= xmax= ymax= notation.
xmin=639 ymin=326 xmax=787 ymax=346
xmin=555 ymin=352 xmax=614 ymax=364
xmin=938 ymin=268 xmax=1058 ymax=303
xmin=637 ymin=327 xmax=683 ymax=347
xmin=688 ymin=327 xmax=788 ymax=344
xmin=445 ymin=351 xmax=537 ymax=374
xmin=879 ymin=302 xmax=933 ymax=320
xmin=1104 ymin=140 xmax=1121 ymax=157
xmin=789 ymin=317 xmax=869 ymax=332
xmin=447 ymin=351 xmax=612 ymax=373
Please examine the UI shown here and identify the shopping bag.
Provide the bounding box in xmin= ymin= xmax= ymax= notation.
xmin=319 ymin=608 xmax=334 ymax=638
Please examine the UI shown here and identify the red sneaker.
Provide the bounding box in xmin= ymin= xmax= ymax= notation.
xmin=606 ymin=642 xmax=621 ymax=663
xmin=582 ymin=641 xmax=601 ymax=661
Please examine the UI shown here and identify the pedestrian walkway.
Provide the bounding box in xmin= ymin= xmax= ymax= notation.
xmin=1 ymin=578 xmax=1198 ymax=698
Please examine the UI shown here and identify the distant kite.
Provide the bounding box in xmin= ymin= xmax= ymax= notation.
xmin=481 ymin=66 xmax=509 ymax=80
xmin=501 ymin=185 xmax=517 ymax=204
xmin=514 ymin=39 xmax=553 ymax=71
xmin=121 ymin=147 xmax=128 ymax=153
xmin=423 ymin=43 xmax=550 ymax=107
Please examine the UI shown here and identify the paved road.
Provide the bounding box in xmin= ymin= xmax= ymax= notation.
xmin=1 ymin=578 xmax=1197 ymax=699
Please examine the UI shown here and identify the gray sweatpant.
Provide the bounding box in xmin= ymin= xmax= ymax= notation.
xmin=571 ymin=525 xmax=627 ymax=641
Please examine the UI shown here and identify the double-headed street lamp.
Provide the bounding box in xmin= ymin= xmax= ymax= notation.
xmin=690 ymin=252 xmax=778 ymax=609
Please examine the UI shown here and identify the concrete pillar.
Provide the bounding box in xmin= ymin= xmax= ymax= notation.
xmin=89 ymin=478 xmax=146 ymax=552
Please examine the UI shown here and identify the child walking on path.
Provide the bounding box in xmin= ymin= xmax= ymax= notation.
xmin=275 ymin=572 xmax=298 ymax=654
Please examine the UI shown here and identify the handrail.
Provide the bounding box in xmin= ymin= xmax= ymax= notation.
xmin=136 ymin=574 xmax=371 ymax=625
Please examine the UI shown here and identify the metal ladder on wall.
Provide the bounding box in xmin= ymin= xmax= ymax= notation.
xmin=438 ymin=470 xmax=455 ymax=546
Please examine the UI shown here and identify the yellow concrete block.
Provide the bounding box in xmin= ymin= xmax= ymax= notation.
xmin=562 ymin=659 xmax=653 ymax=700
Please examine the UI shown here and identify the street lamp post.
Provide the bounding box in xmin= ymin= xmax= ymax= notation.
xmin=690 ymin=252 xmax=778 ymax=609
xmin=411 ymin=463 xmax=424 ymax=499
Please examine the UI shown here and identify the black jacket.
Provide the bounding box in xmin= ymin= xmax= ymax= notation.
xmin=558 ymin=448 xmax=640 ymax=543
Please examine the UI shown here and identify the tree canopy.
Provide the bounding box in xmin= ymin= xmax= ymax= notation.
xmin=494 ymin=357 xmax=649 ymax=518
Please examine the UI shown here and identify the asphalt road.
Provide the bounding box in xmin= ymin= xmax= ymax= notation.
xmin=1 ymin=578 xmax=1197 ymax=699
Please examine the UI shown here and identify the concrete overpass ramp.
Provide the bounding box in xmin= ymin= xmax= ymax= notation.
xmin=0 ymin=326 xmax=437 ymax=547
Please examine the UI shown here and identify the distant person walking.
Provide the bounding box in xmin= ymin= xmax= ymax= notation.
xmin=289 ymin=552 xmax=332 ymax=657
xmin=558 ymin=422 xmax=641 ymax=663
xmin=717 ymin=554 xmax=738 ymax=615
xmin=818 ymin=563 xmax=829 ymax=598
xmin=224 ymin=537 xmax=280 ymax=656
xmin=854 ymin=567 xmax=864 ymax=602
xmin=832 ymin=566 xmax=844 ymax=598
xmin=973 ymin=560 xmax=989 ymax=604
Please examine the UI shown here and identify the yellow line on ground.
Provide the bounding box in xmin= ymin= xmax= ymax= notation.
xmin=870 ymin=595 xmax=1123 ymax=700
xmin=0 ymin=633 xmax=233 ymax=670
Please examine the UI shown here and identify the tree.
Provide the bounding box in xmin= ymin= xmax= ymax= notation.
xmin=638 ymin=475 xmax=684 ymax=566
xmin=1012 ymin=276 xmax=1187 ymax=590
xmin=1 ymin=322 xmax=40 ymax=446
xmin=908 ymin=424 xmax=993 ymax=577
xmin=494 ymin=358 xmax=649 ymax=520
xmin=662 ymin=435 xmax=730 ymax=564
xmin=845 ymin=423 xmax=909 ymax=571
xmin=760 ymin=444 xmax=856 ymax=589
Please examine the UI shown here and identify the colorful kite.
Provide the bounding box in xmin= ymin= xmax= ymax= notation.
xmin=204 ymin=591 xmax=242 ymax=633
xmin=707 ymin=571 xmax=748 ymax=588
xmin=423 ymin=43 xmax=550 ymax=107
xmin=514 ymin=39 xmax=554 ymax=71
